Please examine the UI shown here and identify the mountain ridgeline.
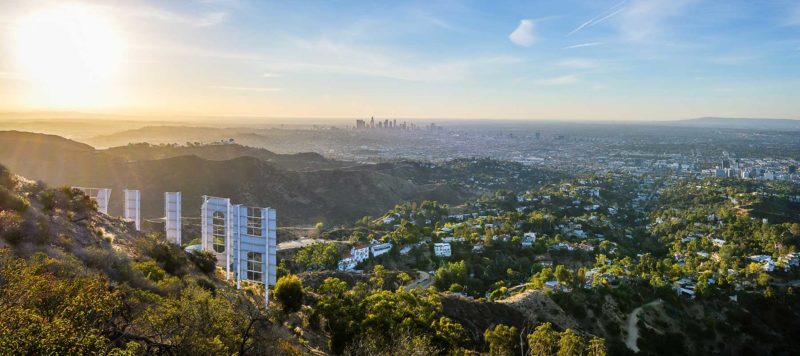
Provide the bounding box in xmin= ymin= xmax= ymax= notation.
xmin=0 ymin=131 xmax=558 ymax=225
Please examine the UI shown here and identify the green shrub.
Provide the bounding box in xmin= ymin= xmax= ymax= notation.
xmin=134 ymin=260 xmax=167 ymax=282
xmin=0 ymin=186 xmax=27 ymax=212
xmin=0 ymin=211 xmax=24 ymax=245
xmin=0 ymin=164 xmax=13 ymax=188
xmin=195 ymin=278 xmax=217 ymax=294
xmin=274 ymin=274 xmax=304 ymax=313
xmin=188 ymin=250 xmax=217 ymax=274
xmin=138 ymin=234 xmax=189 ymax=276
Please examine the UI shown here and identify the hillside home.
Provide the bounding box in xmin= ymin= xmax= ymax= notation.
xmin=434 ymin=242 xmax=451 ymax=257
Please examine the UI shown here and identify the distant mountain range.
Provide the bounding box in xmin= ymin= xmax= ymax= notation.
xmin=0 ymin=131 xmax=468 ymax=225
xmin=662 ymin=117 xmax=800 ymax=130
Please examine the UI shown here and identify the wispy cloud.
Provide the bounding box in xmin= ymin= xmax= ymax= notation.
xmin=509 ymin=19 xmax=537 ymax=47
xmin=617 ymin=0 xmax=695 ymax=42
xmin=535 ymin=74 xmax=579 ymax=86
xmin=708 ymin=55 xmax=759 ymax=65
xmin=567 ymin=0 xmax=627 ymax=37
xmin=210 ymin=86 xmax=281 ymax=92
xmin=107 ymin=4 xmax=228 ymax=27
xmin=285 ymin=38 xmax=523 ymax=82
xmin=787 ymin=3 xmax=800 ymax=26
xmin=562 ymin=42 xmax=603 ymax=49
xmin=557 ymin=58 xmax=597 ymax=69
xmin=409 ymin=9 xmax=458 ymax=31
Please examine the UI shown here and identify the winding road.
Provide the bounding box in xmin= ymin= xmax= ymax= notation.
xmin=625 ymin=299 xmax=663 ymax=352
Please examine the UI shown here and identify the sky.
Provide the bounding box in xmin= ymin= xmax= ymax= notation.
xmin=0 ymin=0 xmax=799 ymax=121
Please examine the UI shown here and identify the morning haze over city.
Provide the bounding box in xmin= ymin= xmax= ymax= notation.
xmin=0 ymin=1 xmax=799 ymax=355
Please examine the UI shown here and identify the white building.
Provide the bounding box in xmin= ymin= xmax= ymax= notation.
xmin=74 ymin=187 xmax=111 ymax=214
xmin=201 ymin=196 xmax=277 ymax=305
xmin=522 ymin=232 xmax=537 ymax=248
xmin=434 ymin=242 xmax=451 ymax=257
xmin=123 ymin=189 xmax=141 ymax=231
xmin=371 ymin=242 xmax=393 ymax=257
xmin=337 ymin=257 xmax=357 ymax=271
xmin=164 ymin=192 xmax=182 ymax=245
xmin=351 ymin=245 xmax=370 ymax=263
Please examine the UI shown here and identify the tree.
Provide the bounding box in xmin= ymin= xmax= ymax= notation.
xmin=188 ymin=250 xmax=217 ymax=274
xmin=527 ymin=322 xmax=558 ymax=356
xmin=435 ymin=260 xmax=468 ymax=290
xmin=484 ymin=324 xmax=519 ymax=356
xmin=556 ymin=329 xmax=585 ymax=356
xmin=314 ymin=278 xmax=359 ymax=354
xmin=293 ymin=243 xmax=339 ymax=271
xmin=586 ymin=336 xmax=606 ymax=356
xmin=790 ymin=223 xmax=800 ymax=237
xmin=432 ymin=316 xmax=467 ymax=349
xmin=554 ymin=265 xmax=571 ymax=286
xmin=273 ymin=275 xmax=303 ymax=313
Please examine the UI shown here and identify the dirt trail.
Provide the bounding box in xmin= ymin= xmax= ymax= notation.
xmin=405 ymin=271 xmax=433 ymax=290
xmin=625 ymin=299 xmax=663 ymax=352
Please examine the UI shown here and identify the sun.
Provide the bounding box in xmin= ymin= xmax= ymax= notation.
xmin=12 ymin=3 xmax=124 ymax=108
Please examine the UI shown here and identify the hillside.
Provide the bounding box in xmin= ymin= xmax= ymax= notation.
xmin=0 ymin=165 xmax=304 ymax=354
xmin=0 ymin=131 xmax=469 ymax=225
xmin=103 ymin=142 xmax=348 ymax=171
xmin=84 ymin=125 xmax=245 ymax=148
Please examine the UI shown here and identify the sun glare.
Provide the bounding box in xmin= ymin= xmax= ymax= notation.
xmin=12 ymin=4 xmax=123 ymax=108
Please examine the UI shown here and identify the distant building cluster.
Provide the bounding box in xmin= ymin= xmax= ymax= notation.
xmin=707 ymin=158 xmax=796 ymax=181
xmin=354 ymin=117 xmax=436 ymax=130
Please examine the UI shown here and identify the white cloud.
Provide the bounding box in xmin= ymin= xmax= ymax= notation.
xmin=557 ymin=58 xmax=597 ymax=69
xmin=99 ymin=3 xmax=228 ymax=27
xmin=284 ymin=38 xmax=523 ymax=82
xmin=536 ymin=75 xmax=579 ymax=86
xmin=210 ymin=86 xmax=281 ymax=92
xmin=134 ymin=8 xmax=227 ymax=27
xmin=562 ymin=42 xmax=603 ymax=49
xmin=708 ymin=55 xmax=759 ymax=65
xmin=567 ymin=0 xmax=627 ymax=37
xmin=617 ymin=0 xmax=695 ymax=42
xmin=509 ymin=19 xmax=537 ymax=47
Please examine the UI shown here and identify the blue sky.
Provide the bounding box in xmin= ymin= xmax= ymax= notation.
xmin=1 ymin=0 xmax=799 ymax=120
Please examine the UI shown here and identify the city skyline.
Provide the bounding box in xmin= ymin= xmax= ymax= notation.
xmin=1 ymin=0 xmax=800 ymax=121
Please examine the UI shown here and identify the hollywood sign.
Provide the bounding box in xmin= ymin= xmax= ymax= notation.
xmin=73 ymin=187 xmax=277 ymax=305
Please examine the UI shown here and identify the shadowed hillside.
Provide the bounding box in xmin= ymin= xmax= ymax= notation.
xmin=0 ymin=131 xmax=469 ymax=225
xmin=103 ymin=142 xmax=348 ymax=171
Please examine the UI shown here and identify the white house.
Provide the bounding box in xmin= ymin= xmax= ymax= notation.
xmin=371 ymin=242 xmax=393 ymax=257
xmin=434 ymin=242 xmax=451 ymax=257
xmin=337 ymin=257 xmax=357 ymax=271
xmin=351 ymin=245 xmax=370 ymax=263
xmin=522 ymin=232 xmax=537 ymax=248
